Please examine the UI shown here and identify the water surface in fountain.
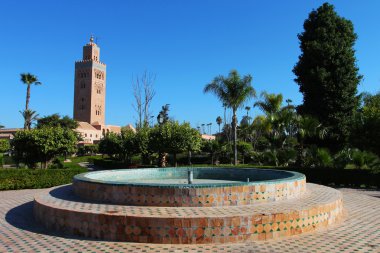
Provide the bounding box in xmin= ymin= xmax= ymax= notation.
xmin=82 ymin=167 xmax=303 ymax=186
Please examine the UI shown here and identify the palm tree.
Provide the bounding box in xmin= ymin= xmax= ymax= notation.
xmin=223 ymin=103 xmax=227 ymax=126
xmin=20 ymin=109 xmax=39 ymax=130
xmin=20 ymin=73 xmax=42 ymax=111
xmin=285 ymin=99 xmax=293 ymax=107
xmin=254 ymin=92 xmax=283 ymax=121
xmin=295 ymin=115 xmax=327 ymax=166
xmin=0 ymin=124 xmax=4 ymax=129
xmin=207 ymin=123 xmax=212 ymax=135
xmin=245 ymin=106 xmax=251 ymax=124
xmin=201 ymin=124 xmax=205 ymax=134
xmin=216 ymin=116 xmax=223 ymax=133
xmin=204 ymin=70 xmax=256 ymax=165
xmin=253 ymin=92 xmax=284 ymax=145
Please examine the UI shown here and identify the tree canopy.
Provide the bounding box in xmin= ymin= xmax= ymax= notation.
xmin=37 ymin=114 xmax=78 ymax=129
xmin=11 ymin=127 xmax=77 ymax=168
xmin=149 ymin=121 xmax=202 ymax=166
xmin=293 ymin=3 xmax=362 ymax=150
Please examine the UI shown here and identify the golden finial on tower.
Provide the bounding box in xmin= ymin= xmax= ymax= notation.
xmin=90 ymin=35 xmax=94 ymax=43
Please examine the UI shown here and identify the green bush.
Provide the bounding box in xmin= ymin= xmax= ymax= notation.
xmin=0 ymin=168 xmax=87 ymax=190
xmin=93 ymin=158 xmax=155 ymax=169
xmin=286 ymin=167 xmax=380 ymax=188
xmin=93 ymin=158 xmax=128 ymax=169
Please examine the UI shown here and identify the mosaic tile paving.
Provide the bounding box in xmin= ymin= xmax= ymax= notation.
xmin=0 ymin=187 xmax=379 ymax=252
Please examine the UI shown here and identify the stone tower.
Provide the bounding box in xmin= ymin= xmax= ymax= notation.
xmin=73 ymin=36 xmax=106 ymax=126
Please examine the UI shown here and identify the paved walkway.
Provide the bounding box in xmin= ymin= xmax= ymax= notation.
xmin=0 ymin=187 xmax=379 ymax=253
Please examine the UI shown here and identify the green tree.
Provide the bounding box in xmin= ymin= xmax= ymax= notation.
xmin=98 ymin=132 xmax=121 ymax=158
xmin=37 ymin=114 xmax=79 ymax=129
xmin=11 ymin=127 xmax=77 ymax=168
xmin=20 ymin=73 xmax=42 ymax=111
xmin=254 ymin=92 xmax=283 ymax=121
xmin=253 ymin=92 xmax=285 ymax=147
xmin=157 ymin=104 xmax=170 ymax=125
xmin=119 ymin=127 xmax=138 ymax=164
xmin=237 ymin=141 xmax=253 ymax=164
xmin=216 ymin=116 xmax=223 ymax=133
xmin=201 ymin=139 xmax=221 ymax=165
xmin=149 ymin=121 xmax=201 ymax=167
xmin=0 ymin=139 xmax=10 ymax=153
xmin=20 ymin=109 xmax=39 ymax=130
xmin=351 ymin=92 xmax=380 ymax=156
xmin=135 ymin=126 xmax=154 ymax=164
xmin=0 ymin=124 xmax=4 ymax=129
xmin=293 ymin=3 xmax=362 ymax=150
xmin=204 ymin=70 xmax=256 ymax=165
xmin=294 ymin=115 xmax=327 ymax=166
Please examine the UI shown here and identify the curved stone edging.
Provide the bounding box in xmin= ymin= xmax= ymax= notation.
xmin=34 ymin=183 xmax=343 ymax=244
xmin=73 ymin=168 xmax=306 ymax=207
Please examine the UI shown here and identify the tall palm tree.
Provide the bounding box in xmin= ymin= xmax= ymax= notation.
xmin=204 ymin=70 xmax=256 ymax=165
xmin=20 ymin=109 xmax=39 ymax=130
xmin=216 ymin=116 xmax=223 ymax=133
xmin=207 ymin=123 xmax=212 ymax=135
xmin=20 ymin=73 xmax=42 ymax=111
xmin=245 ymin=106 xmax=251 ymax=124
xmin=201 ymin=124 xmax=205 ymax=134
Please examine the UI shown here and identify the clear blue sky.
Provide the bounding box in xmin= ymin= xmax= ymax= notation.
xmin=1 ymin=0 xmax=379 ymax=133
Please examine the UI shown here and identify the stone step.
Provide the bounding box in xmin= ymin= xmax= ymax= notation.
xmin=34 ymin=183 xmax=343 ymax=244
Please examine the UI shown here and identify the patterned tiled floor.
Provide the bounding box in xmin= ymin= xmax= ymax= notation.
xmin=0 ymin=187 xmax=379 ymax=252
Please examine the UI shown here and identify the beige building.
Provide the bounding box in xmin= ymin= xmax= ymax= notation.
xmin=0 ymin=128 xmax=23 ymax=141
xmin=74 ymin=37 xmax=129 ymax=144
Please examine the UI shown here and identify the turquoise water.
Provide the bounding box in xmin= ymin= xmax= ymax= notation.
xmin=76 ymin=167 xmax=305 ymax=187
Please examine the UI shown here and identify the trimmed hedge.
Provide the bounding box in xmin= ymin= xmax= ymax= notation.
xmin=93 ymin=158 xmax=156 ymax=169
xmin=93 ymin=159 xmax=129 ymax=169
xmin=92 ymin=157 xmax=380 ymax=188
xmin=289 ymin=167 xmax=380 ymax=188
xmin=0 ymin=168 xmax=87 ymax=190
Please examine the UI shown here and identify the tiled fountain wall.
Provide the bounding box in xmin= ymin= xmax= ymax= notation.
xmin=73 ymin=168 xmax=306 ymax=207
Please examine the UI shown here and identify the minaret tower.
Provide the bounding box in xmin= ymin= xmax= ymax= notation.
xmin=73 ymin=36 xmax=106 ymax=126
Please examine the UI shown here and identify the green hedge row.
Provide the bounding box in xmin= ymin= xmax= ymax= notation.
xmin=0 ymin=168 xmax=87 ymax=190
xmin=93 ymin=158 xmax=155 ymax=169
xmin=92 ymin=158 xmax=380 ymax=188
xmin=288 ymin=167 xmax=380 ymax=188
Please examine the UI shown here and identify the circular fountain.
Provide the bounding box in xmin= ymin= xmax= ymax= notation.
xmin=34 ymin=167 xmax=343 ymax=243
xmin=73 ymin=168 xmax=306 ymax=206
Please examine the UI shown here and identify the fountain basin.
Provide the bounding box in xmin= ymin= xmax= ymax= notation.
xmin=73 ymin=167 xmax=306 ymax=207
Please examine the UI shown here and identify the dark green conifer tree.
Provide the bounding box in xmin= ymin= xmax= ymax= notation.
xmin=293 ymin=3 xmax=362 ymax=150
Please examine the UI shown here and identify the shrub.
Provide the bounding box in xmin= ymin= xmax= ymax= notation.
xmin=289 ymin=167 xmax=380 ymax=188
xmin=0 ymin=168 xmax=87 ymax=190
xmin=315 ymin=148 xmax=333 ymax=167
xmin=0 ymin=139 xmax=10 ymax=153
xmin=48 ymin=158 xmax=64 ymax=169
